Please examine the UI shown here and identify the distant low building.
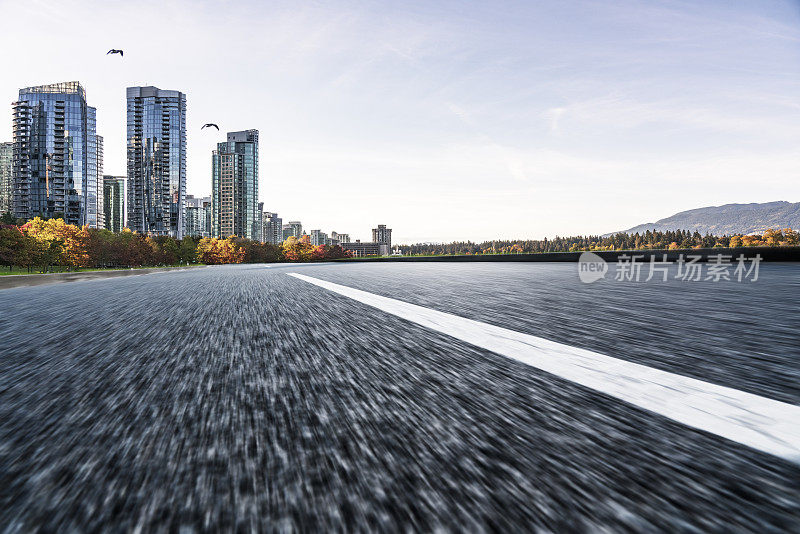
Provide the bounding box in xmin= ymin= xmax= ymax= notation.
xmin=341 ymin=241 xmax=389 ymax=257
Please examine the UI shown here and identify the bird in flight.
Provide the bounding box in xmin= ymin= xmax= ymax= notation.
xmin=202 ymin=123 xmax=220 ymax=130
xmin=107 ymin=49 xmax=124 ymax=57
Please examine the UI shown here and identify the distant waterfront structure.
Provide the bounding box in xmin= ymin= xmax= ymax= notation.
xmin=126 ymin=86 xmax=186 ymax=238
xmin=330 ymin=231 xmax=349 ymax=245
xmin=341 ymin=240 xmax=388 ymax=257
xmin=103 ymin=175 xmax=126 ymax=232
xmin=372 ymin=224 xmax=392 ymax=249
xmin=186 ymin=194 xmax=211 ymax=238
xmin=262 ymin=211 xmax=283 ymax=244
xmin=283 ymin=220 xmax=302 ymax=241
xmin=212 ymin=130 xmax=259 ymax=239
xmin=12 ymin=82 xmax=103 ymax=227
xmin=0 ymin=142 xmax=12 ymax=214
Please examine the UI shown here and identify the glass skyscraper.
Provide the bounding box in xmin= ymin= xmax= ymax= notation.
xmin=11 ymin=81 xmax=103 ymax=227
xmin=127 ymin=86 xmax=186 ymax=239
xmin=212 ymin=130 xmax=259 ymax=240
xmin=186 ymin=194 xmax=212 ymax=238
xmin=89 ymin=132 xmax=104 ymax=229
xmin=0 ymin=142 xmax=12 ymax=215
xmin=103 ymin=175 xmax=126 ymax=232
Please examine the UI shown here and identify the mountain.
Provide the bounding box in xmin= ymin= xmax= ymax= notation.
xmin=618 ymin=201 xmax=800 ymax=236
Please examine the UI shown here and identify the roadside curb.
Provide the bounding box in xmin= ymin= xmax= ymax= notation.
xmin=0 ymin=265 xmax=206 ymax=290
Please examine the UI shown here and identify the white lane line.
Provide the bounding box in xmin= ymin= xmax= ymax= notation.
xmin=288 ymin=272 xmax=800 ymax=463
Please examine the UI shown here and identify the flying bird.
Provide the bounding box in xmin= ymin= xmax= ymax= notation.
xmin=107 ymin=49 xmax=123 ymax=57
xmin=202 ymin=123 xmax=219 ymax=130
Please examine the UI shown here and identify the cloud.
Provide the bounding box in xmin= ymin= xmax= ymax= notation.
xmin=546 ymin=107 xmax=565 ymax=133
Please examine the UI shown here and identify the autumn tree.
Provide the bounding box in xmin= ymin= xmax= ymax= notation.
xmin=20 ymin=217 xmax=75 ymax=269
xmin=196 ymin=237 xmax=245 ymax=264
xmin=783 ymin=228 xmax=799 ymax=246
xmin=282 ymin=236 xmax=314 ymax=262
xmin=762 ymin=228 xmax=782 ymax=247
xmin=0 ymin=225 xmax=34 ymax=271
xmin=309 ymin=244 xmax=352 ymax=261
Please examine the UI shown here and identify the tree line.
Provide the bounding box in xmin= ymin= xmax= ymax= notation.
xmin=399 ymin=228 xmax=800 ymax=256
xmin=3 ymin=218 xmax=797 ymax=272
xmin=0 ymin=218 xmax=352 ymax=272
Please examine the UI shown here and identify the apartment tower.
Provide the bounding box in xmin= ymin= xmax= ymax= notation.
xmin=126 ymin=86 xmax=187 ymax=238
xmin=211 ymin=130 xmax=259 ymax=239
xmin=12 ymin=82 xmax=103 ymax=227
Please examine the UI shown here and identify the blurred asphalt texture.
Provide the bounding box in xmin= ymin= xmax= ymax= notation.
xmin=1 ymin=263 xmax=798 ymax=532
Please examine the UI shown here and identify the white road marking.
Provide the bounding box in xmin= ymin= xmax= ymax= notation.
xmin=288 ymin=272 xmax=800 ymax=463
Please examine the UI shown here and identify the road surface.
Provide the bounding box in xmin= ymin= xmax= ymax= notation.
xmin=1 ymin=262 xmax=798 ymax=531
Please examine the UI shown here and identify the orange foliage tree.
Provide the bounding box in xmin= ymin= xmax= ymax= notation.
xmin=196 ymin=237 xmax=246 ymax=264
xmin=310 ymin=244 xmax=353 ymax=261
xmin=282 ymin=236 xmax=315 ymax=262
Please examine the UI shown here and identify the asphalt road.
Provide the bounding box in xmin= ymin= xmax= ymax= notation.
xmin=1 ymin=263 xmax=798 ymax=532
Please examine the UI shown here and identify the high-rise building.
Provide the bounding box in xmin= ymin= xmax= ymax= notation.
xmin=282 ymin=220 xmax=302 ymax=241
xmin=256 ymin=202 xmax=264 ymax=242
xmin=0 ymin=142 xmax=12 ymax=214
xmin=310 ymin=229 xmax=329 ymax=246
xmin=103 ymin=175 xmax=126 ymax=232
xmin=126 ymin=86 xmax=187 ymax=238
xmin=211 ymin=130 xmax=259 ymax=239
xmin=262 ymin=211 xmax=283 ymax=244
xmin=186 ymin=194 xmax=211 ymax=238
xmin=91 ymin=135 xmax=104 ymax=229
xmin=372 ymin=224 xmax=392 ymax=249
xmin=11 ymin=82 xmax=103 ymax=227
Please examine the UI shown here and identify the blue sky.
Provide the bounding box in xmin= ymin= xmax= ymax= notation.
xmin=1 ymin=0 xmax=798 ymax=242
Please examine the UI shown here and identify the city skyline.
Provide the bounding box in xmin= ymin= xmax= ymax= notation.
xmin=0 ymin=0 xmax=798 ymax=243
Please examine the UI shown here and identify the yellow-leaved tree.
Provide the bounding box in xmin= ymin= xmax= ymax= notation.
xmin=196 ymin=237 xmax=245 ymax=264
xmin=282 ymin=236 xmax=314 ymax=262
xmin=20 ymin=217 xmax=76 ymax=268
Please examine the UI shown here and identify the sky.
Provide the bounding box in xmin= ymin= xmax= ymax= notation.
xmin=1 ymin=0 xmax=798 ymax=243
